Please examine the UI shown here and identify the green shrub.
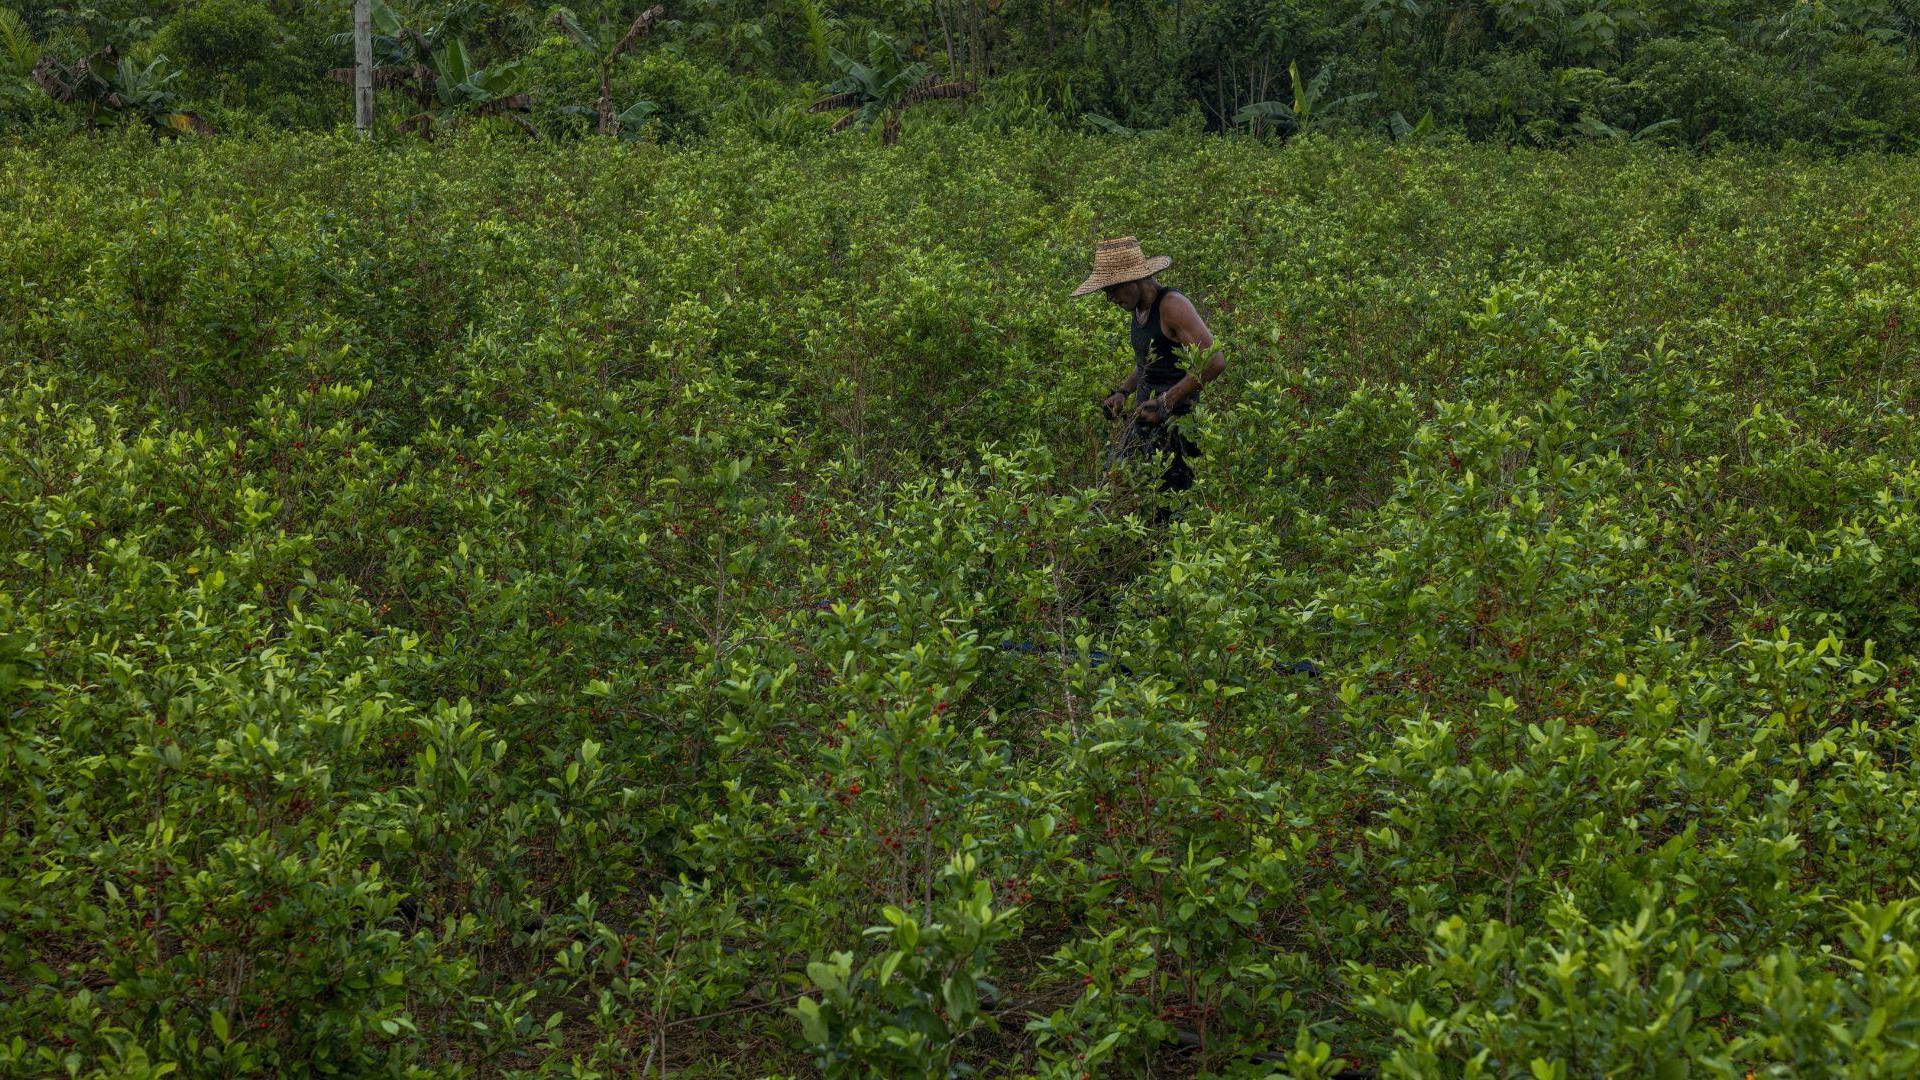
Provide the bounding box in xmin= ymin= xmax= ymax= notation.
xmin=1434 ymin=49 xmax=1565 ymax=142
xmin=610 ymin=50 xmax=730 ymax=140
xmin=1809 ymin=37 xmax=1920 ymax=150
xmin=157 ymin=0 xmax=275 ymax=71
xmin=5 ymin=131 xmax=1920 ymax=1076
xmin=148 ymin=0 xmax=346 ymax=131
xmin=1620 ymin=34 xmax=1781 ymax=146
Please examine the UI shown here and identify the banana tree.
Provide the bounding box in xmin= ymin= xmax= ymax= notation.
xmin=1083 ymin=113 xmax=1142 ymax=137
xmin=397 ymin=36 xmax=534 ymax=139
xmin=1234 ymin=60 xmax=1374 ymax=137
xmin=1574 ymin=114 xmax=1681 ymax=143
xmin=808 ymin=31 xmax=970 ymax=146
xmin=327 ymin=0 xmax=533 ymax=139
xmin=549 ymin=4 xmax=665 ymax=138
xmin=1387 ymin=109 xmax=1441 ymax=144
xmin=29 ymin=45 xmax=211 ymax=135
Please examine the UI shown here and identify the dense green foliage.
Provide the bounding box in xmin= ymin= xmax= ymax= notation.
xmin=4 ymin=130 xmax=1920 ymax=1077
xmin=4 ymin=0 xmax=1920 ymax=147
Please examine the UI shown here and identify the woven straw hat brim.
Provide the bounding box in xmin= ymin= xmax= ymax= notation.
xmin=1071 ymin=254 xmax=1172 ymax=297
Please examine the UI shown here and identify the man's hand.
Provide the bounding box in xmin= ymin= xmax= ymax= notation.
xmin=1134 ymin=397 xmax=1168 ymax=426
xmin=1102 ymin=391 xmax=1128 ymax=420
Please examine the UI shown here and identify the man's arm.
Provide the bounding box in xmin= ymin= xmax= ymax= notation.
xmin=1103 ymin=365 xmax=1143 ymax=418
xmin=1148 ymin=292 xmax=1223 ymax=414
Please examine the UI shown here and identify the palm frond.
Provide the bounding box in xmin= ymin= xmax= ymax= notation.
xmin=399 ymin=26 xmax=434 ymax=62
xmin=0 ymin=7 xmax=36 ymax=77
xmin=828 ymin=50 xmax=876 ymax=94
xmin=496 ymin=112 xmax=541 ymax=138
xmin=614 ymin=99 xmax=658 ymax=125
xmin=610 ymin=5 xmax=665 ymax=61
xmin=809 ymin=91 xmax=858 ymax=113
xmin=1322 ymin=91 xmax=1375 ymax=117
xmin=472 ymin=91 xmax=533 ymax=114
xmin=900 ymin=78 xmax=972 ymax=107
xmin=828 ymin=108 xmax=860 ymax=133
xmin=30 ymin=58 xmax=74 ymax=102
xmin=367 ymin=0 xmax=405 ymax=38
xmin=78 ymin=45 xmax=118 ymax=79
xmin=792 ymin=0 xmax=832 ymax=76
xmin=877 ymin=61 xmax=930 ymax=99
xmin=1634 ymin=118 xmax=1681 ymax=142
xmin=548 ymin=8 xmax=596 ymax=48
xmin=1235 ymin=100 xmax=1296 ymax=126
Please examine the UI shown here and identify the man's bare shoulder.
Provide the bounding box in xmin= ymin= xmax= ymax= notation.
xmin=1160 ymin=289 xmax=1212 ymax=341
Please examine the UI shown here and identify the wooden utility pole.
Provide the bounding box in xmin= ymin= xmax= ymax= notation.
xmin=353 ymin=0 xmax=374 ymax=137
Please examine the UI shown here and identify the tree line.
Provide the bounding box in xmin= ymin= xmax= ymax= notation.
xmin=5 ymin=1 xmax=1920 ymax=147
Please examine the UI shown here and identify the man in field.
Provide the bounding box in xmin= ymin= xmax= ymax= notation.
xmin=1073 ymin=236 xmax=1225 ymax=500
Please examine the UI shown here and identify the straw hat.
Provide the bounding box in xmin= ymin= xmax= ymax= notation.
xmin=1071 ymin=236 xmax=1173 ymax=297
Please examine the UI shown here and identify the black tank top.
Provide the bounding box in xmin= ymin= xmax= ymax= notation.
xmin=1131 ymin=288 xmax=1193 ymax=413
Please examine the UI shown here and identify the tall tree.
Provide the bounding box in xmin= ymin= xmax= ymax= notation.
xmin=354 ymin=0 xmax=373 ymax=136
